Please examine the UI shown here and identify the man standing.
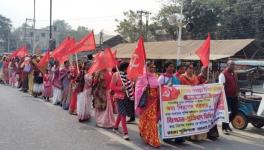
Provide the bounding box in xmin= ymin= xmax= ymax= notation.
xmin=219 ymin=60 xmax=238 ymax=133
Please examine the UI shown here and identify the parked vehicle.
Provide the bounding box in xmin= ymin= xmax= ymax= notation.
xmin=231 ymin=60 xmax=264 ymax=130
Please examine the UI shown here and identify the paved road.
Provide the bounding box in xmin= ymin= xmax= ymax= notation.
xmin=0 ymin=85 xmax=264 ymax=150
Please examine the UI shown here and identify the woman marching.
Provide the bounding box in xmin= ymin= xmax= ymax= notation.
xmin=77 ymin=62 xmax=93 ymax=122
xmin=8 ymin=58 xmax=17 ymax=87
xmin=52 ymin=61 xmax=62 ymax=105
xmin=135 ymin=61 xmax=161 ymax=147
xmin=69 ymin=62 xmax=81 ymax=115
xmin=158 ymin=61 xmax=183 ymax=143
xmin=60 ymin=60 xmax=71 ymax=110
xmin=197 ymin=66 xmax=219 ymax=140
xmin=32 ymin=66 xmax=44 ymax=97
xmin=179 ymin=64 xmax=207 ymax=141
xmin=2 ymin=57 xmax=9 ymax=84
xmin=43 ymin=69 xmax=53 ymax=102
xmin=110 ymin=62 xmax=134 ymax=140
xmin=92 ymin=68 xmax=115 ymax=128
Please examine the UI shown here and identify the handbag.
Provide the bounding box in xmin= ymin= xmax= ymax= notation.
xmin=138 ymin=90 xmax=148 ymax=108
xmin=23 ymin=65 xmax=31 ymax=73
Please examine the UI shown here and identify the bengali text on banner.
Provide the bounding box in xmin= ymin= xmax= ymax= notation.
xmin=160 ymin=83 xmax=229 ymax=139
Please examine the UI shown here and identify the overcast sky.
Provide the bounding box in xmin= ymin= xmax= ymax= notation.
xmin=0 ymin=0 xmax=162 ymax=35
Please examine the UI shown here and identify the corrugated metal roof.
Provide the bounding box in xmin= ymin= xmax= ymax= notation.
xmin=234 ymin=60 xmax=264 ymax=66
xmin=113 ymin=39 xmax=254 ymax=60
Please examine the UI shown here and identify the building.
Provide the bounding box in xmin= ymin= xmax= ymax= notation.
xmin=22 ymin=27 xmax=59 ymax=53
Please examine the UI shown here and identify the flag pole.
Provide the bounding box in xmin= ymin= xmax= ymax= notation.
xmin=75 ymin=53 xmax=79 ymax=74
xmin=207 ymin=62 xmax=211 ymax=82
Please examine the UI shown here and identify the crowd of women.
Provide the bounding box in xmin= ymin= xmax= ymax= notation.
xmin=0 ymin=54 xmax=220 ymax=148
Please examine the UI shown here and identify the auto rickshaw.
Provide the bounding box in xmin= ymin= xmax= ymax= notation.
xmin=230 ymin=60 xmax=264 ymax=130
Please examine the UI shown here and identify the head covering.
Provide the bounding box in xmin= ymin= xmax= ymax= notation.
xmin=25 ymin=57 xmax=30 ymax=61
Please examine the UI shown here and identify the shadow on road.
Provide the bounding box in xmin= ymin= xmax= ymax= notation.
xmin=241 ymin=127 xmax=264 ymax=136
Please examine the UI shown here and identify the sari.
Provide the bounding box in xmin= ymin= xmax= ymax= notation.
xmin=52 ymin=67 xmax=62 ymax=105
xmin=94 ymin=70 xmax=115 ymax=128
xmin=135 ymin=72 xmax=160 ymax=148
xmin=28 ymin=71 xmax=34 ymax=95
xmin=3 ymin=60 xmax=9 ymax=84
xmin=69 ymin=67 xmax=79 ymax=114
xmin=43 ymin=73 xmax=53 ymax=98
xmin=60 ymin=68 xmax=71 ymax=110
xmin=179 ymin=73 xmax=199 ymax=85
xmin=77 ymin=73 xmax=93 ymax=121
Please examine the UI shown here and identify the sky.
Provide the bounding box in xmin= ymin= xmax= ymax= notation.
xmin=0 ymin=0 xmax=163 ymax=35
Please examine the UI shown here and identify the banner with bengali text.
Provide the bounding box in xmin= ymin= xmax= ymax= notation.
xmin=160 ymin=83 xmax=229 ymax=139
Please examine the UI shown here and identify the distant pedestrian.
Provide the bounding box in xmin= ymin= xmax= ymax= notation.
xmin=52 ymin=61 xmax=62 ymax=105
xmin=43 ymin=69 xmax=53 ymax=102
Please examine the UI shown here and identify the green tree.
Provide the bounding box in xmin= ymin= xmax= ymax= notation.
xmin=219 ymin=0 xmax=264 ymax=39
xmin=69 ymin=26 xmax=91 ymax=41
xmin=52 ymin=20 xmax=72 ymax=43
xmin=158 ymin=0 xmax=264 ymax=40
xmin=115 ymin=10 xmax=141 ymax=42
xmin=152 ymin=3 xmax=180 ymax=40
xmin=153 ymin=0 xmax=226 ymax=40
xmin=0 ymin=14 xmax=12 ymax=52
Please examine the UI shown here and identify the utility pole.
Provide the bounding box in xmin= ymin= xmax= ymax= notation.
xmin=137 ymin=10 xmax=144 ymax=36
xmin=176 ymin=0 xmax=183 ymax=67
xmin=7 ymin=32 xmax=9 ymax=53
xmin=99 ymin=30 xmax=104 ymax=49
xmin=24 ymin=18 xmax=33 ymax=45
xmin=25 ymin=18 xmax=33 ymax=52
xmin=49 ymin=0 xmax=52 ymax=39
xmin=49 ymin=0 xmax=56 ymax=51
xmin=145 ymin=11 xmax=151 ymax=41
xmin=137 ymin=10 xmax=151 ymax=41
xmin=32 ymin=0 xmax=36 ymax=54
xmin=24 ymin=19 xmax=27 ymax=43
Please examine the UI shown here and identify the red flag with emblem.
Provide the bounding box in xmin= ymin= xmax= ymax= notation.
xmin=88 ymin=48 xmax=117 ymax=74
xmin=127 ymin=36 xmax=146 ymax=80
xmin=69 ymin=31 xmax=96 ymax=55
xmin=195 ymin=33 xmax=211 ymax=67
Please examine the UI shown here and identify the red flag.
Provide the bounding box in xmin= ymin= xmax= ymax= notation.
xmin=69 ymin=31 xmax=96 ymax=54
xmin=196 ymin=33 xmax=211 ymax=67
xmin=58 ymin=55 xmax=69 ymax=65
xmin=10 ymin=49 xmax=20 ymax=58
xmin=52 ymin=36 xmax=76 ymax=61
xmin=88 ymin=48 xmax=117 ymax=74
xmin=37 ymin=50 xmax=50 ymax=68
xmin=11 ymin=45 xmax=28 ymax=58
xmin=127 ymin=36 xmax=146 ymax=80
